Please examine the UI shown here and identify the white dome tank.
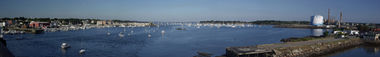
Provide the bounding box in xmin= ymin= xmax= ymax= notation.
xmin=311 ymin=15 xmax=324 ymax=26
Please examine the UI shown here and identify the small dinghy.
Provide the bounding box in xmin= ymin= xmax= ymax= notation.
xmin=61 ymin=43 xmax=70 ymax=49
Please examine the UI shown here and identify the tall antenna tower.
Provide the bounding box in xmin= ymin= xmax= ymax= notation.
xmin=327 ymin=8 xmax=330 ymax=25
xmin=338 ymin=11 xmax=343 ymax=28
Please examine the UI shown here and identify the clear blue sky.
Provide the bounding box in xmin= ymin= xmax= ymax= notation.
xmin=0 ymin=0 xmax=379 ymax=23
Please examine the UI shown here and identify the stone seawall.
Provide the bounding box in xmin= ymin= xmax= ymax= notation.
xmin=225 ymin=38 xmax=363 ymax=57
xmin=272 ymin=38 xmax=362 ymax=57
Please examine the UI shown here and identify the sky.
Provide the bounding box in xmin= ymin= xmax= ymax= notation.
xmin=0 ymin=0 xmax=379 ymax=23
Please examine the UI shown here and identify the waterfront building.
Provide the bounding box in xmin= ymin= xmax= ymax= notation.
xmin=0 ymin=22 xmax=5 ymax=27
xmin=363 ymin=33 xmax=380 ymax=43
xmin=29 ymin=21 xmax=50 ymax=28
xmin=96 ymin=21 xmax=104 ymax=25
xmin=375 ymin=28 xmax=380 ymax=32
xmin=311 ymin=15 xmax=324 ymax=26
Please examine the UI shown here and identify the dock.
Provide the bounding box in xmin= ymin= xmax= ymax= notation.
xmin=6 ymin=27 xmax=44 ymax=34
xmin=226 ymin=37 xmax=363 ymax=57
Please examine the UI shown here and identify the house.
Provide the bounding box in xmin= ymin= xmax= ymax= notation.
xmin=29 ymin=21 xmax=50 ymax=28
xmin=375 ymin=28 xmax=380 ymax=32
xmin=96 ymin=21 xmax=104 ymax=25
xmin=0 ymin=22 xmax=5 ymax=27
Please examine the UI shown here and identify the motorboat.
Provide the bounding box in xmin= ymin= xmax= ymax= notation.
xmin=79 ymin=49 xmax=86 ymax=54
xmin=148 ymin=34 xmax=152 ymax=38
xmin=107 ymin=32 xmax=111 ymax=35
xmin=161 ymin=30 xmax=165 ymax=34
xmin=61 ymin=43 xmax=70 ymax=49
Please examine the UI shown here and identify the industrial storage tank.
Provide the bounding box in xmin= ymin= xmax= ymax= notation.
xmin=311 ymin=15 xmax=324 ymax=26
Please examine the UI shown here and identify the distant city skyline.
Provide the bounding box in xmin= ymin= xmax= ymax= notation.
xmin=1 ymin=0 xmax=379 ymax=23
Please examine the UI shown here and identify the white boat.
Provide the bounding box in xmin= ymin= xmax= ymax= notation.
xmin=107 ymin=32 xmax=111 ymax=35
xmin=119 ymin=32 xmax=124 ymax=37
xmin=61 ymin=43 xmax=70 ymax=49
xmin=148 ymin=34 xmax=152 ymax=38
xmin=79 ymin=49 xmax=86 ymax=54
xmin=231 ymin=25 xmax=236 ymax=28
xmin=120 ymin=25 xmax=126 ymax=27
xmin=161 ymin=30 xmax=165 ymax=34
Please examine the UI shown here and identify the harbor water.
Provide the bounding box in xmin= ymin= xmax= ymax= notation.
xmin=3 ymin=24 xmax=380 ymax=57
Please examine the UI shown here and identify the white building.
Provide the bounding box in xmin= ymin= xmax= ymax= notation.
xmin=0 ymin=22 xmax=5 ymax=27
xmin=311 ymin=15 xmax=324 ymax=26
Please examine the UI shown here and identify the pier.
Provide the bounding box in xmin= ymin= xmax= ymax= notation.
xmin=6 ymin=28 xmax=44 ymax=34
xmin=226 ymin=37 xmax=363 ymax=57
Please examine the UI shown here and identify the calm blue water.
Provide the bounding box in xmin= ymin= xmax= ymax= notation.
xmin=3 ymin=24 xmax=379 ymax=57
xmin=329 ymin=44 xmax=380 ymax=57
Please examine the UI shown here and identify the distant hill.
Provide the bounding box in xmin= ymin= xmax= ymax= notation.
xmin=200 ymin=20 xmax=310 ymax=25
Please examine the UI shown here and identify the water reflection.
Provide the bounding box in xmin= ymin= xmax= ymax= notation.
xmin=311 ymin=29 xmax=324 ymax=36
xmin=362 ymin=44 xmax=380 ymax=54
xmin=328 ymin=44 xmax=380 ymax=57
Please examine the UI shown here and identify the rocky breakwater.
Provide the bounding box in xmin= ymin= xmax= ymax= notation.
xmin=225 ymin=37 xmax=363 ymax=57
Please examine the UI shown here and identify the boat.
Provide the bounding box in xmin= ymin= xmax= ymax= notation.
xmin=161 ymin=30 xmax=165 ymax=34
xmin=231 ymin=25 xmax=236 ymax=28
xmin=61 ymin=43 xmax=70 ymax=49
xmin=119 ymin=32 xmax=124 ymax=37
xmin=196 ymin=51 xmax=212 ymax=57
xmin=120 ymin=24 xmax=126 ymax=27
xmin=107 ymin=32 xmax=111 ymax=35
xmin=148 ymin=34 xmax=152 ymax=38
xmin=79 ymin=49 xmax=86 ymax=54
xmin=176 ymin=28 xmax=186 ymax=30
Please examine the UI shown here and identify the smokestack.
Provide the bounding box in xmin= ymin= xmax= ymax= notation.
xmin=339 ymin=11 xmax=343 ymax=28
xmin=327 ymin=8 xmax=330 ymax=25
